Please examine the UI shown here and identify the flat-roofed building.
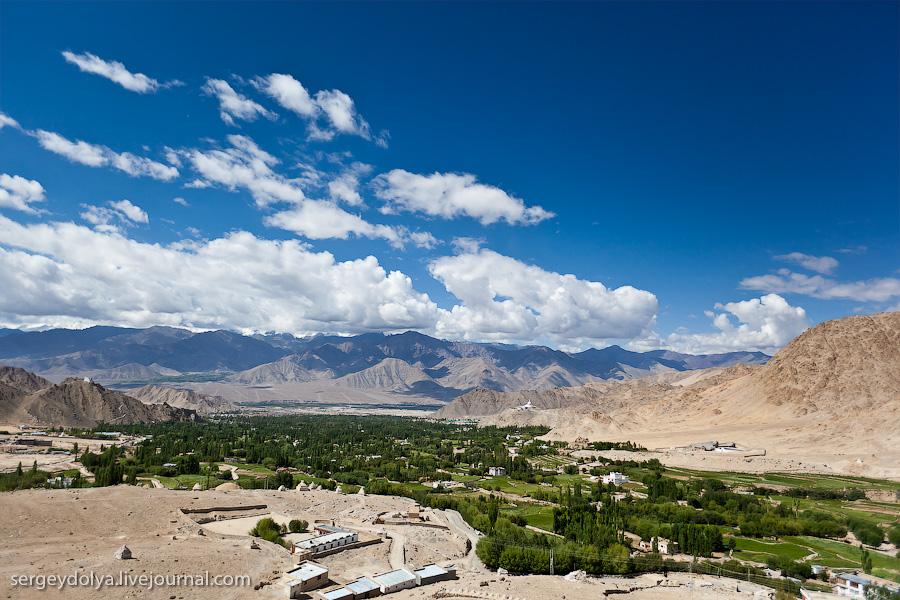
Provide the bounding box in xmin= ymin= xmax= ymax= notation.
xmin=654 ymin=537 xmax=679 ymax=555
xmin=292 ymin=530 xmax=359 ymax=555
xmin=834 ymin=573 xmax=900 ymax=599
xmin=284 ymin=561 xmax=329 ymax=598
xmin=801 ymin=589 xmax=843 ymax=600
xmin=318 ymin=588 xmax=354 ymax=600
xmin=371 ymin=569 xmax=416 ymax=594
xmin=413 ymin=564 xmax=456 ymax=586
xmin=601 ymin=472 xmax=629 ymax=486
xmin=346 ymin=577 xmax=382 ymax=598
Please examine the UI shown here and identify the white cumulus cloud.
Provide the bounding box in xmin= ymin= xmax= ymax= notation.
xmin=255 ymin=73 xmax=371 ymax=141
xmin=636 ymin=294 xmax=809 ymax=355
xmin=36 ymin=130 xmax=107 ymax=166
xmin=264 ymin=201 xmax=403 ymax=245
xmin=328 ymin=162 xmax=373 ymax=206
xmin=110 ymin=199 xmax=148 ymax=223
xmin=428 ymin=247 xmax=658 ymax=345
xmin=741 ymin=269 xmax=900 ymax=303
xmin=313 ymin=89 xmax=370 ymax=139
xmin=184 ymin=134 xmax=306 ymax=206
xmin=62 ymin=51 xmax=162 ymax=93
xmin=0 ymin=174 xmax=46 ymax=214
xmin=80 ymin=200 xmax=149 ymax=233
xmin=202 ymin=78 xmax=278 ymax=126
xmin=0 ymin=113 xmax=21 ymax=131
xmin=774 ymin=252 xmax=838 ymax=274
xmin=35 ymin=130 xmax=178 ymax=180
xmin=373 ymin=170 xmax=554 ymax=225
xmin=0 ymin=215 xmax=441 ymax=334
xmin=257 ymin=73 xmax=317 ymax=117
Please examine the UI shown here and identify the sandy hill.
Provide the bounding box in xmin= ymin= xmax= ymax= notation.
xmin=225 ymin=353 xmax=332 ymax=385
xmin=0 ymin=368 xmax=201 ymax=428
xmin=437 ymin=312 xmax=900 ymax=476
xmin=333 ymin=357 xmax=439 ymax=393
xmin=126 ymin=384 xmax=237 ymax=415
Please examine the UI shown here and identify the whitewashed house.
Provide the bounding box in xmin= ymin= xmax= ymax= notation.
xmin=284 ymin=561 xmax=329 ymax=597
xmin=601 ymin=472 xmax=629 ymax=486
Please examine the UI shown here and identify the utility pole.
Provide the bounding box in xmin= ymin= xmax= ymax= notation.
xmin=550 ymin=548 xmax=554 ymax=576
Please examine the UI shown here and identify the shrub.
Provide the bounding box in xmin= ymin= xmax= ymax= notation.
xmin=249 ymin=517 xmax=290 ymax=549
xmin=289 ymin=519 xmax=308 ymax=533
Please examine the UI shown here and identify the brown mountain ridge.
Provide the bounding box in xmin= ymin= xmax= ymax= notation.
xmin=436 ymin=312 xmax=900 ymax=477
xmin=0 ymin=367 xmax=201 ymax=428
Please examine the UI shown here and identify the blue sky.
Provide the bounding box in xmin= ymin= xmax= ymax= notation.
xmin=0 ymin=1 xmax=897 ymax=354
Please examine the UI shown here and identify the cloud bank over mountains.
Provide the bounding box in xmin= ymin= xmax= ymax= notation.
xmin=0 ymin=41 xmax=892 ymax=354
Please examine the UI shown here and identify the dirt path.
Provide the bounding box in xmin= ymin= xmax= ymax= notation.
xmin=526 ymin=524 xmax=562 ymax=538
xmin=445 ymin=509 xmax=485 ymax=572
xmin=218 ymin=463 xmax=239 ymax=480
xmin=389 ymin=531 xmax=406 ymax=568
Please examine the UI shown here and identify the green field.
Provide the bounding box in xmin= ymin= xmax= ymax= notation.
xmin=769 ymin=495 xmax=900 ymax=526
xmin=501 ymin=504 xmax=555 ymax=532
xmin=663 ymin=467 xmax=900 ymax=491
xmin=139 ymin=473 xmax=212 ymax=489
xmin=733 ymin=538 xmax=811 ymax=561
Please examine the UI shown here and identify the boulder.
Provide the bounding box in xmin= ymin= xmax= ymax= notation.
xmin=114 ymin=545 xmax=132 ymax=560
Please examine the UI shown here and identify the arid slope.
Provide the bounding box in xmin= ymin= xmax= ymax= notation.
xmin=437 ymin=312 xmax=900 ymax=476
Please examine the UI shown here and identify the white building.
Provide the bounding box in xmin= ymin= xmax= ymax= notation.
xmin=284 ymin=561 xmax=329 ymax=598
xmin=655 ymin=537 xmax=679 ymax=555
xmin=346 ymin=576 xmax=382 ymax=598
xmin=601 ymin=472 xmax=629 ymax=486
xmin=488 ymin=466 xmax=506 ymax=476
xmin=834 ymin=573 xmax=900 ymax=599
xmin=801 ymin=590 xmax=843 ymax=600
xmin=371 ymin=569 xmax=417 ymax=594
xmin=414 ymin=564 xmax=456 ymax=586
xmin=292 ymin=530 xmax=358 ymax=555
xmin=318 ymin=588 xmax=353 ymax=600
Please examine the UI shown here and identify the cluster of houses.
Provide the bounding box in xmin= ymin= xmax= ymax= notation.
xmin=283 ymin=561 xmax=456 ymax=599
xmin=637 ymin=536 xmax=679 ymax=555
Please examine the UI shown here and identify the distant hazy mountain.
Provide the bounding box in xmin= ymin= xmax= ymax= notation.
xmin=0 ymin=326 xmax=769 ymax=400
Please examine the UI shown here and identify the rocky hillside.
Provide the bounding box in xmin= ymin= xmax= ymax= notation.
xmin=433 ymin=367 xmax=733 ymax=419
xmin=0 ymin=367 xmax=201 ymax=427
xmin=127 ymin=385 xmax=236 ymax=415
xmin=333 ymin=358 xmax=442 ymax=394
xmin=436 ymin=312 xmax=900 ymax=464
xmin=225 ymin=354 xmax=332 ymax=385
xmin=758 ymin=312 xmax=900 ymax=415
xmin=0 ymin=365 xmax=53 ymax=393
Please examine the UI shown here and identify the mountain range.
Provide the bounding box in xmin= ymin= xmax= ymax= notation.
xmin=0 ymin=327 xmax=769 ymax=400
xmin=434 ymin=312 xmax=900 ymax=476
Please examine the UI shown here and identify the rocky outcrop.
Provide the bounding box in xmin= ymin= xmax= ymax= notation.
xmin=128 ymin=384 xmax=236 ymax=414
xmin=0 ymin=372 xmax=201 ymax=428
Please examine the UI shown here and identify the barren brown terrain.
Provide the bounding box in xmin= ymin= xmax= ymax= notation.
xmin=0 ymin=485 xmax=775 ymax=600
xmin=439 ymin=313 xmax=900 ymax=479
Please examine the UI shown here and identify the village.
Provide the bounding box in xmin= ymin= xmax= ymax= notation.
xmin=1 ymin=416 xmax=899 ymax=600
